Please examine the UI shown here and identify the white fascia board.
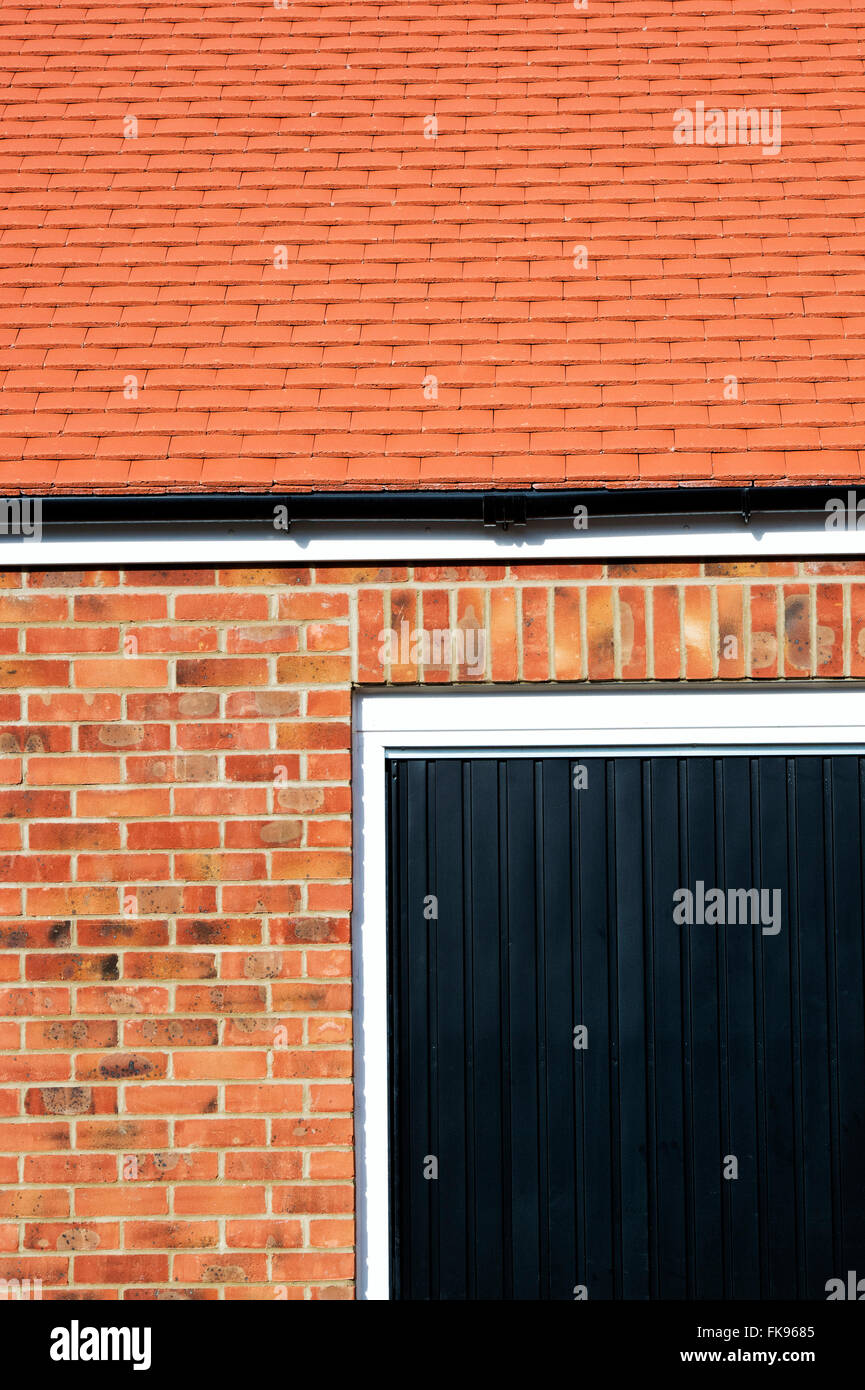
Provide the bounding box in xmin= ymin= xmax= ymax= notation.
xmin=1 ymin=510 xmax=864 ymax=564
xmin=355 ymin=684 xmax=865 ymax=742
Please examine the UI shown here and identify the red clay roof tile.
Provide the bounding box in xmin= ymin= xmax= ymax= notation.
xmin=1 ymin=1 xmax=865 ymax=493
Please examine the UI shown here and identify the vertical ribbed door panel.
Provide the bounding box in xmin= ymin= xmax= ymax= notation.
xmin=386 ymin=755 xmax=865 ymax=1301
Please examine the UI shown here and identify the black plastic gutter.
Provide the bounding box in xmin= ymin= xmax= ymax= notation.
xmin=25 ymin=484 xmax=860 ymax=529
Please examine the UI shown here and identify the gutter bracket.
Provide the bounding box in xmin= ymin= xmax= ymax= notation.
xmin=740 ymin=486 xmax=753 ymax=526
xmin=482 ymin=496 xmax=528 ymax=531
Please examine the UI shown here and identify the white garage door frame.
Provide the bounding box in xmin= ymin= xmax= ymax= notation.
xmin=352 ymin=683 xmax=865 ymax=1300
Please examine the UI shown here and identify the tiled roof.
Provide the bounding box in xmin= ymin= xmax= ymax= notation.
xmin=2 ymin=1 xmax=865 ymax=494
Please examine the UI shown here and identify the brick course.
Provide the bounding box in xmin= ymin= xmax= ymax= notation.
xmin=0 ymin=557 xmax=862 ymax=1299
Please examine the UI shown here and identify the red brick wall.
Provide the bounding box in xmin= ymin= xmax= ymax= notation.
xmin=0 ymin=558 xmax=861 ymax=1300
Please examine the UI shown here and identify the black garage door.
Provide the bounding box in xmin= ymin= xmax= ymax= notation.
xmin=386 ymin=754 xmax=865 ymax=1300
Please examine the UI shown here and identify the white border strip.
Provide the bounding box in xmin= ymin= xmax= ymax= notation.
xmin=352 ymin=685 xmax=865 ymax=1300
xmin=2 ymin=511 xmax=865 ymax=564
